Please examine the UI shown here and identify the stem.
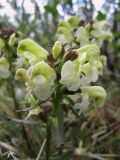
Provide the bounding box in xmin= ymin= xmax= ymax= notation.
xmin=53 ymin=84 xmax=64 ymax=150
xmin=46 ymin=119 xmax=51 ymax=160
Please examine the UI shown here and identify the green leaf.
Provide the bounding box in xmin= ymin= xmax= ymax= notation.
xmin=44 ymin=5 xmax=58 ymax=17
xmin=96 ymin=11 xmax=106 ymax=20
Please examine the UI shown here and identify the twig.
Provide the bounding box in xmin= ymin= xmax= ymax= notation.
xmin=36 ymin=139 xmax=46 ymax=160
xmin=16 ymin=98 xmax=50 ymax=113
xmin=76 ymin=152 xmax=106 ymax=160
xmin=98 ymin=153 xmax=120 ymax=158
xmin=0 ymin=141 xmax=19 ymax=155
xmin=6 ymin=117 xmax=46 ymax=126
xmin=92 ymin=121 xmax=120 ymax=143
xmin=97 ymin=127 xmax=117 ymax=142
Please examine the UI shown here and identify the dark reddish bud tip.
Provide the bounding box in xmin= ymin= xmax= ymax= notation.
xmin=47 ymin=53 xmax=54 ymax=61
xmin=65 ymin=50 xmax=78 ymax=61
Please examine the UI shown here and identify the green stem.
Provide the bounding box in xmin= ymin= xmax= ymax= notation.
xmin=45 ymin=83 xmax=64 ymax=160
xmin=53 ymin=84 xmax=64 ymax=150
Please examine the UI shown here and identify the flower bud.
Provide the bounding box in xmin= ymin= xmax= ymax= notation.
xmin=68 ymin=16 xmax=80 ymax=27
xmin=52 ymin=41 xmax=62 ymax=59
xmin=85 ymin=23 xmax=91 ymax=32
xmin=57 ymin=27 xmax=73 ymax=42
xmin=65 ymin=51 xmax=78 ymax=61
xmin=8 ymin=33 xmax=16 ymax=47
xmin=59 ymin=21 xmax=72 ymax=31
xmin=15 ymin=68 xmax=29 ymax=81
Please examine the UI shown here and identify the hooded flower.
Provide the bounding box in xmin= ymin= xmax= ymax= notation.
xmin=60 ymin=45 xmax=101 ymax=91
xmin=76 ymin=44 xmax=100 ymax=64
xmin=57 ymin=27 xmax=73 ymax=43
xmin=60 ymin=60 xmax=81 ymax=91
xmin=81 ymin=86 xmax=107 ymax=107
xmin=80 ymin=62 xmax=99 ymax=86
xmin=75 ymin=26 xmax=89 ymax=47
xmin=90 ymin=20 xmax=113 ymax=47
xmin=17 ymin=39 xmax=49 ymax=64
xmin=16 ymin=61 xmax=56 ymax=100
xmin=74 ymin=86 xmax=106 ymax=113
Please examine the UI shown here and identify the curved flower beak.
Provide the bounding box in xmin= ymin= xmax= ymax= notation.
xmin=17 ymin=39 xmax=49 ymax=63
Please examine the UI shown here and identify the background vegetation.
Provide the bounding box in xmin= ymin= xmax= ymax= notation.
xmin=0 ymin=0 xmax=120 ymax=159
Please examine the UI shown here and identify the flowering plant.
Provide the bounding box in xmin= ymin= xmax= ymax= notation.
xmin=15 ymin=37 xmax=106 ymax=157
xmin=0 ymin=16 xmax=112 ymax=159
